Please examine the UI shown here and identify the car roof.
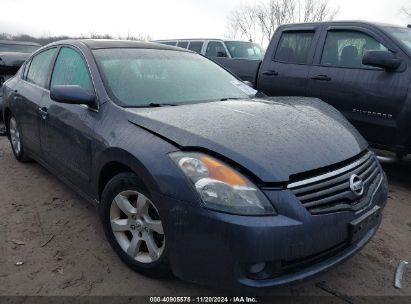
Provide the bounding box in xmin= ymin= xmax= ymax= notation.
xmin=47 ymin=39 xmax=191 ymax=52
xmin=155 ymin=39 xmax=223 ymax=42
xmin=279 ymin=20 xmax=402 ymax=28
xmin=0 ymin=40 xmax=41 ymax=46
xmin=155 ymin=39 xmax=255 ymax=42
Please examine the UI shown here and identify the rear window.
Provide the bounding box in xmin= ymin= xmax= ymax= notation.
xmin=188 ymin=41 xmax=204 ymax=53
xmin=26 ymin=48 xmax=57 ymax=88
xmin=177 ymin=41 xmax=189 ymax=49
xmin=274 ymin=31 xmax=315 ymax=64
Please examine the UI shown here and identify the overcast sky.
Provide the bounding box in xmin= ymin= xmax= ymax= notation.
xmin=0 ymin=0 xmax=410 ymax=40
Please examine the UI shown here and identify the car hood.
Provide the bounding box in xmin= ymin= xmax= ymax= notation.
xmin=126 ymin=97 xmax=368 ymax=183
xmin=0 ymin=52 xmax=29 ymax=71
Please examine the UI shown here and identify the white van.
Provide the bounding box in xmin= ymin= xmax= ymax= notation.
xmin=154 ymin=39 xmax=265 ymax=60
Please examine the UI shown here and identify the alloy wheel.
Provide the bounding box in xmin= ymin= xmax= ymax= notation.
xmin=110 ymin=190 xmax=165 ymax=263
xmin=9 ymin=117 xmax=21 ymax=155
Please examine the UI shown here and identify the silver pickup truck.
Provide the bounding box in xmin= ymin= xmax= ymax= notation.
xmin=0 ymin=40 xmax=40 ymax=134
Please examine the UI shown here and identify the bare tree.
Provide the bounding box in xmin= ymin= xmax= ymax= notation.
xmin=402 ymin=5 xmax=411 ymax=19
xmin=226 ymin=0 xmax=339 ymax=45
xmin=226 ymin=4 xmax=260 ymax=43
xmin=299 ymin=0 xmax=339 ymax=22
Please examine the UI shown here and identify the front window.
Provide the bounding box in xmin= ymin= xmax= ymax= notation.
xmin=93 ymin=49 xmax=255 ymax=107
xmin=225 ymin=41 xmax=265 ymax=60
xmin=0 ymin=44 xmax=39 ymax=53
xmin=384 ymin=26 xmax=411 ymax=51
xmin=51 ymin=47 xmax=91 ymax=91
xmin=321 ymin=30 xmax=388 ymax=68
xmin=205 ymin=42 xmax=228 ymax=58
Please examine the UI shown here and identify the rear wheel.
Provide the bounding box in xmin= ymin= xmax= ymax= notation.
xmin=0 ymin=113 xmax=6 ymax=135
xmin=100 ymin=172 xmax=170 ymax=278
xmin=8 ymin=115 xmax=30 ymax=162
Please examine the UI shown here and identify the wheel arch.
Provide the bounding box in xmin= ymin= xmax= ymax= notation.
xmin=96 ymin=148 xmax=159 ymax=202
xmin=3 ymin=107 xmax=11 ymax=138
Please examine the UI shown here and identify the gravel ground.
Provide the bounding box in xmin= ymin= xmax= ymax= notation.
xmin=0 ymin=135 xmax=410 ymax=298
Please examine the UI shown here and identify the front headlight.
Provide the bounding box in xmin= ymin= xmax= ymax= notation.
xmin=170 ymin=152 xmax=276 ymax=215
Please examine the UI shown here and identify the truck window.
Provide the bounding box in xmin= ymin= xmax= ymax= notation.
xmin=177 ymin=41 xmax=189 ymax=49
xmin=384 ymin=26 xmax=411 ymax=51
xmin=225 ymin=41 xmax=265 ymax=60
xmin=321 ymin=31 xmax=388 ymax=68
xmin=188 ymin=41 xmax=204 ymax=53
xmin=206 ymin=42 xmax=228 ymax=58
xmin=274 ymin=31 xmax=314 ymax=64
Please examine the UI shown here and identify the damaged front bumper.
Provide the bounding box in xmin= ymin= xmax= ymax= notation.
xmin=157 ymin=168 xmax=388 ymax=289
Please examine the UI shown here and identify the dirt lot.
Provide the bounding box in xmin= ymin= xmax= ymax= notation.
xmin=0 ymin=135 xmax=410 ymax=298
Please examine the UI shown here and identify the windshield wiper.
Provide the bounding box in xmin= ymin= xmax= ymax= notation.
xmin=147 ymin=102 xmax=178 ymax=107
xmin=219 ymin=97 xmax=243 ymax=101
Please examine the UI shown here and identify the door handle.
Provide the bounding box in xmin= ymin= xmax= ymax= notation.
xmin=311 ymin=75 xmax=331 ymax=81
xmin=39 ymin=107 xmax=48 ymax=120
xmin=262 ymin=70 xmax=279 ymax=76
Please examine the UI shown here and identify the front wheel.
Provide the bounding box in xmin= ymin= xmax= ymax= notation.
xmin=100 ymin=172 xmax=171 ymax=278
xmin=8 ymin=115 xmax=30 ymax=162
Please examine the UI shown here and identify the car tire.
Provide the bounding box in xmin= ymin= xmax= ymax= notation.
xmin=100 ymin=172 xmax=171 ymax=278
xmin=8 ymin=115 xmax=30 ymax=162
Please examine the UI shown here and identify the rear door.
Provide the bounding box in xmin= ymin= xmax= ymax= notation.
xmin=257 ymin=26 xmax=321 ymax=96
xmin=40 ymin=46 xmax=96 ymax=193
xmin=12 ymin=48 xmax=57 ymax=157
xmin=307 ymin=26 xmax=409 ymax=149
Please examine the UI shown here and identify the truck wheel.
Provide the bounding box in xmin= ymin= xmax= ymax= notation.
xmin=100 ymin=172 xmax=171 ymax=278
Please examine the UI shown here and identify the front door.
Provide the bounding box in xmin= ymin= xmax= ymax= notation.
xmin=308 ymin=28 xmax=409 ymax=150
xmin=40 ymin=46 xmax=96 ymax=193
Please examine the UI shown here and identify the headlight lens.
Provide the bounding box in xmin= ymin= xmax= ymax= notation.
xmin=170 ymin=152 xmax=276 ymax=215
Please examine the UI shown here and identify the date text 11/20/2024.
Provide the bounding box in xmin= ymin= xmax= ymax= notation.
xmin=150 ymin=297 xmax=259 ymax=303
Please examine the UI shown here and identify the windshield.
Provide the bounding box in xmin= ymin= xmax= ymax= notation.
xmin=93 ymin=48 xmax=256 ymax=107
xmin=384 ymin=26 xmax=411 ymax=51
xmin=224 ymin=41 xmax=265 ymax=60
xmin=0 ymin=44 xmax=39 ymax=53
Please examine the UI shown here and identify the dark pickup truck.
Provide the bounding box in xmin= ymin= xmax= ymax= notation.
xmin=0 ymin=40 xmax=40 ymax=134
xmin=219 ymin=21 xmax=411 ymax=158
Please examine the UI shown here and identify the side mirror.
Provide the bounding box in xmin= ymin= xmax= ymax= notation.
xmin=50 ymin=85 xmax=96 ymax=106
xmin=362 ymin=51 xmax=401 ymax=71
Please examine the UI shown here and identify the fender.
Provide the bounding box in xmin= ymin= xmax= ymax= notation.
xmin=94 ymin=147 xmax=160 ymax=201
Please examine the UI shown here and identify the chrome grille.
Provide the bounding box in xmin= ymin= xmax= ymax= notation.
xmin=288 ymin=151 xmax=382 ymax=214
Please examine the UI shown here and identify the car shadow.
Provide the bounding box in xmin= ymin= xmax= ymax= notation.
xmin=380 ymin=156 xmax=411 ymax=190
